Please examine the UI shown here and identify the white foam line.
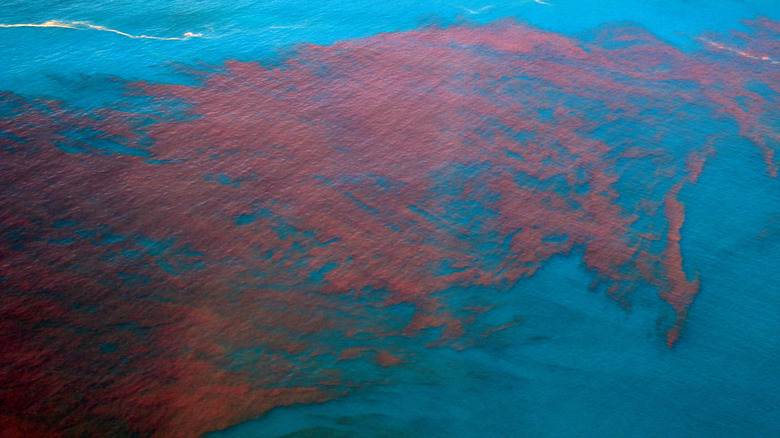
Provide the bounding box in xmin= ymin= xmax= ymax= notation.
xmin=0 ymin=20 xmax=204 ymax=40
xmin=458 ymin=5 xmax=494 ymax=14
xmin=698 ymin=37 xmax=780 ymax=65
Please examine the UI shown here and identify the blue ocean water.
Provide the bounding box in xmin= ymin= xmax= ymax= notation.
xmin=3 ymin=0 xmax=780 ymax=99
xmin=2 ymin=1 xmax=779 ymax=437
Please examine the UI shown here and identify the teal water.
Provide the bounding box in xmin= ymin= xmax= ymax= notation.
xmin=208 ymin=134 xmax=780 ymax=438
xmin=2 ymin=0 xmax=779 ymax=99
xmin=2 ymin=1 xmax=779 ymax=437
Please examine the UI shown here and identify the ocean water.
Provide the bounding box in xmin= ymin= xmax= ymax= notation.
xmin=2 ymin=0 xmax=779 ymax=97
xmin=1 ymin=1 xmax=779 ymax=437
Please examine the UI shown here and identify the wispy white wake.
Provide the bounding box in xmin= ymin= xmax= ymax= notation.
xmin=458 ymin=5 xmax=494 ymax=14
xmin=0 ymin=20 xmax=204 ymax=40
xmin=698 ymin=37 xmax=780 ymax=65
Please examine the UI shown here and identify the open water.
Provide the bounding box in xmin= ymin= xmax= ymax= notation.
xmin=1 ymin=1 xmax=779 ymax=437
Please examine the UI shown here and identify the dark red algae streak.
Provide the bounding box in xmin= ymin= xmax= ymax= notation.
xmin=1 ymin=19 xmax=779 ymax=437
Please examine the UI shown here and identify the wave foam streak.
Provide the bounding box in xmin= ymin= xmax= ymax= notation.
xmin=0 ymin=20 xmax=203 ymax=40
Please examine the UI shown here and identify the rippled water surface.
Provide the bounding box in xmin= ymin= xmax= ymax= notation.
xmin=1 ymin=1 xmax=779 ymax=437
